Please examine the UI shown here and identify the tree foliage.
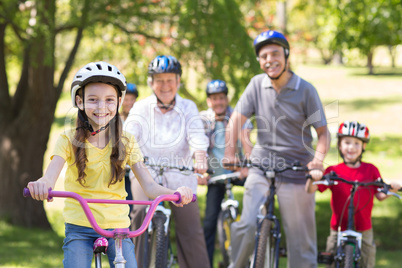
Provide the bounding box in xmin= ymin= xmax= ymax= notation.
xmin=0 ymin=0 xmax=266 ymax=228
xmin=290 ymin=0 xmax=402 ymax=73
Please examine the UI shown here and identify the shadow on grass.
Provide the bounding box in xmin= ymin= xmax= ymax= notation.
xmin=346 ymin=66 xmax=402 ymax=77
xmin=0 ymin=220 xmax=63 ymax=267
xmin=324 ymin=95 xmax=402 ymax=111
xmin=352 ymin=72 xmax=402 ymax=77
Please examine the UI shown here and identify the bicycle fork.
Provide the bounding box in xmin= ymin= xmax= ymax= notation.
xmin=335 ymin=230 xmax=362 ymax=265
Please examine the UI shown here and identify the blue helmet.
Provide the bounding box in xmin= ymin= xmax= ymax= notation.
xmin=126 ymin=83 xmax=138 ymax=97
xmin=253 ymin=30 xmax=290 ymax=58
xmin=148 ymin=55 xmax=182 ymax=76
xmin=206 ymin=80 xmax=228 ymax=97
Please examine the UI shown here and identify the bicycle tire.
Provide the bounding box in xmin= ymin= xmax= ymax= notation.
xmin=344 ymin=244 xmax=355 ymax=268
xmin=143 ymin=226 xmax=154 ymax=268
xmin=143 ymin=213 xmax=169 ymax=268
xmin=217 ymin=209 xmax=236 ymax=267
xmin=254 ymin=218 xmax=278 ymax=268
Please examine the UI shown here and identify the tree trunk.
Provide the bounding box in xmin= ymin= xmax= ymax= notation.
xmin=0 ymin=0 xmax=60 ymax=228
xmin=388 ymin=45 xmax=396 ymax=68
xmin=276 ymin=0 xmax=287 ymax=34
xmin=367 ymin=51 xmax=374 ymax=75
xmin=332 ymin=51 xmax=343 ymax=66
xmin=0 ymin=49 xmax=60 ymax=228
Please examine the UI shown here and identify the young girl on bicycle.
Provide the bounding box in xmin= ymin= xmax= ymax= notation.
xmin=306 ymin=121 xmax=400 ymax=268
xmin=26 ymin=61 xmax=193 ymax=268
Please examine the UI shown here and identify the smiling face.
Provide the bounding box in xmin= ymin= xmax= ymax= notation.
xmin=257 ymin=43 xmax=287 ymax=78
xmin=339 ymin=136 xmax=366 ymax=163
xmin=76 ymin=83 xmax=120 ymax=129
xmin=151 ymin=73 xmax=180 ymax=104
xmin=207 ymin=92 xmax=229 ymax=117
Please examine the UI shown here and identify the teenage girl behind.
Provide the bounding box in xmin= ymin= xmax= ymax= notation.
xmin=26 ymin=61 xmax=193 ymax=268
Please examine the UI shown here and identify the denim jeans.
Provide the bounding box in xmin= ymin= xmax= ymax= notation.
xmin=63 ymin=223 xmax=136 ymax=268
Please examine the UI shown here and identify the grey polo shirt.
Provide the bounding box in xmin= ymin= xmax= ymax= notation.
xmin=235 ymin=72 xmax=327 ymax=183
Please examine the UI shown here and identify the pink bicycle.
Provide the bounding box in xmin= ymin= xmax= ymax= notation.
xmin=23 ymin=188 xmax=196 ymax=268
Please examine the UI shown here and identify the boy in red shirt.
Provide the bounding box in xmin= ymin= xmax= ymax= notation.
xmin=306 ymin=121 xmax=400 ymax=268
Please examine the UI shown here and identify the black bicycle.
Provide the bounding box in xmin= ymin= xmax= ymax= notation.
xmin=314 ymin=171 xmax=401 ymax=268
xmin=225 ymin=160 xmax=309 ymax=268
xmin=142 ymin=157 xmax=213 ymax=268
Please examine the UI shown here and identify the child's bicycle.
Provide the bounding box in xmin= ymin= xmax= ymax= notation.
xmin=225 ymin=160 xmax=309 ymax=268
xmin=142 ymin=156 xmax=213 ymax=268
xmin=23 ymin=188 xmax=196 ymax=268
xmin=207 ymin=171 xmax=242 ymax=267
xmin=314 ymin=171 xmax=401 ymax=268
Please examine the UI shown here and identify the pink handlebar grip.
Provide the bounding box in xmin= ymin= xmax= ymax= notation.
xmin=172 ymin=192 xmax=197 ymax=204
xmin=23 ymin=187 xmax=53 ymax=202
xmin=23 ymin=188 xmax=30 ymax=197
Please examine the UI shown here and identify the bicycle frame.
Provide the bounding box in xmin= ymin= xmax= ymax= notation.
xmin=252 ymin=170 xmax=281 ymax=268
xmin=208 ymin=172 xmax=241 ymax=267
xmin=334 ymin=184 xmax=363 ymax=267
xmin=23 ymin=188 xmax=193 ymax=268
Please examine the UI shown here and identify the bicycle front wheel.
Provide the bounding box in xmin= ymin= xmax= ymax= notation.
xmin=217 ymin=209 xmax=237 ymax=267
xmin=254 ymin=218 xmax=278 ymax=268
xmin=344 ymin=244 xmax=355 ymax=268
xmin=144 ymin=213 xmax=169 ymax=268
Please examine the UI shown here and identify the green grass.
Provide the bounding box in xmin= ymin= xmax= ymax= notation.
xmin=0 ymin=221 xmax=63 ymax=267
xmin=2 ymin=188 xmax=402 ymax=267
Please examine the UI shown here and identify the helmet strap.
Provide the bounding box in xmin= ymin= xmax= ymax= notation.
xmin=268 ymin=55 xmax=288 ymax=80
xmin=156 ymin=95 xmax=176 ymax=111
xmin=339 ymin=150 xmax=364 ymax=166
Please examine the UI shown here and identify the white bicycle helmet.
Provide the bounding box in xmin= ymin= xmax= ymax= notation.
xmin=337 ymin=121 xmax=370 ymax=143
xmin=70 ymin=61 xmax=127 ymax=108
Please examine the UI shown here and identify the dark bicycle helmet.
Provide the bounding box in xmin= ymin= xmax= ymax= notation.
xmin=337 ymin=121 xmax=370 ymax=143
xmin=71 ymin=61 xmax=127 ymax=108
xmin=206 ymin=80 xmax=228 ymax=97
xmin=253 ymin=30 xmax=290 ymax=58
xmin=148 ymin=55 xmax=182 ymax=76
xmin=126 ymin=83 xmax=139 ymax=97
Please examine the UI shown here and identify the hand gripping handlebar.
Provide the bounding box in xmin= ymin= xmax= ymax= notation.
xmin=23 ymin=188 xmax=196 ymax=238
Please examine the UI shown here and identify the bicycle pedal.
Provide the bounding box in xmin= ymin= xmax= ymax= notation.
xmin=317 ymin=251 xmax=334 ymax=264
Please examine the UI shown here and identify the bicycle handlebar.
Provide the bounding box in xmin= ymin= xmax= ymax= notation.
xmin=23 ymin=188 xmax=196 ymax=238
xmin=208 ymin=172 xmax=241 ymax=185
xmin=143 ymin=156 xmax=215 ymax=176
xmin=224 ymin=160 xmax=309 ymax=174
xmin=313 ymin=171 xmax=402 ymax=199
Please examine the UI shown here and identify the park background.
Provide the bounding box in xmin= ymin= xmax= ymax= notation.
xmin=1 ymin=0 xmax=401 ymax=267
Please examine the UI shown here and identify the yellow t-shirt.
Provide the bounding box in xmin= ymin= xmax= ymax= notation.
xmin=52 ymin=130 xmax=143 ymax=229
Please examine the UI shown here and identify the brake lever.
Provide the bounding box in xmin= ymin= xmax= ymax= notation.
xmin=313 ymin=180 xmax=338 ymax=186
xmin=378 ymin=188 xmax=402 ymax=200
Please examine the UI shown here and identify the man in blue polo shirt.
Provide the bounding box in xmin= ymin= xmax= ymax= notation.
xmin=224 ymin=30 xmax=330 ymax=268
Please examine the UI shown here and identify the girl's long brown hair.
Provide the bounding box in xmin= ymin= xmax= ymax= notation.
xmin=72 ymin=87 xmax=127 ymax=187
